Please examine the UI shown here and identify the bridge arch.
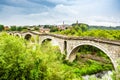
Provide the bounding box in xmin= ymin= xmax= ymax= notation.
xmin=41 ymin=38 xmax=59 ymax=46
xmin=40 ymin=36 xmax=64 ymax=54
xmin=9 ymin=32 xmax=13 ymax=35
xmin=24 ymin=34 xmax=32 ymax=40
xmin=23 ymin=32 xmax=38 ymax=43
xmin=41 ymin=38 xmax=52 ymax=44
xmin=14 ymin=33 xmax=21 ymax=38
xmin=67 ymin=42 xmax=116 ymax=70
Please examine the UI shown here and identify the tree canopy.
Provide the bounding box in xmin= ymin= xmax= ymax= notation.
xmin=0 ymin=24 xmax=4 ymax=31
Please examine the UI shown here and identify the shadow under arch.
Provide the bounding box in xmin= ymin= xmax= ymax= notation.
xmin=42 ymin=38 xmax=52 ymax=44
xmin=15 ymin=34 xmax=21 ymax=37
xmin=16 ymin=34 xmax=20 ymax=37
xmin=41 ymin=38 xmax=60 ymax=46
xmin=41 ymin=38 xmax=61 ymax=53
xmin=9 ymin=33 xmax=12 ymax=35
xmin=9 ymin=33 xmax=13 ymax=35
xmin=24 ymin=34 xmax=32 ymax=40
xmin=69 ymin=44 xmax=115 ymax=70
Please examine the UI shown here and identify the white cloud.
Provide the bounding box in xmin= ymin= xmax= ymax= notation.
xmin=0 ymin=0 xmax=120 ymax=26
xmin=86 ymin=16 xmax=120 ymax=26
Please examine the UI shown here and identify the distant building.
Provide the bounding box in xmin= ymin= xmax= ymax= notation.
xmin=57 ymin=25 xmax=66 ymax=30
xmin=4 ymin=26 xmax=10 ymax=31
xmin=57 ymin=24 xmax=70 ymax=30
xmin=39 ymin=27 xmax=50 ymax=33
xmin=57 ymin=21 xmax=70 ymax=30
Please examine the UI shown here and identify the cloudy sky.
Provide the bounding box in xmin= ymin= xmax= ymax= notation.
xmin=0 ymin=0 xmax=120 ymax=26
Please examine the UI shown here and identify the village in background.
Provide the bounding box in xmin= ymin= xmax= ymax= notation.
xmin=1 ymin=21 xmax=120 ymax=33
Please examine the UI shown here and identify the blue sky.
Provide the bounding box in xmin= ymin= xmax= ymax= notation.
xmin=0 ymin=0 xmax=120 ymax=26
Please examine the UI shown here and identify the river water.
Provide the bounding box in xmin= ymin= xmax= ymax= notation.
xmin=83 ymin=71 xmax=113 ymax=80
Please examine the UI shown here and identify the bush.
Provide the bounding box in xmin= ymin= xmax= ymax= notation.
xmin=0 ymin=32 xmax=47 ymax=80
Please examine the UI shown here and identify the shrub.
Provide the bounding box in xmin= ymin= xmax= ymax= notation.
xmin=0 ymin=32 xmax=47 ymax=80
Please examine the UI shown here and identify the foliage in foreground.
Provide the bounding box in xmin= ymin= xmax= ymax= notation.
xmin=0 ymin=32 xmax=115 ymax=80
xmin=0 ymin=32 xmax=82 ymax=80
xmin=0 ymin=33 xmax=46 ymax=80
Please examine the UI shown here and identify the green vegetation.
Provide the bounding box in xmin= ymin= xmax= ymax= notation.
xmin=112 ymin=59 xmax=120 ymax=80
xmin=10 ymin=26 xmax=17 ymax=31
xmin=74 ymin=45 xmax=113 ymax=75
xmin=89 ymin=25 xmax=120 ymax=30
xmin=10 ymin=26 xmax=29 ymax=31
xmin=0 ymin=32 xmax=115 ymax=80
xmin=0 ymin=24 xmax=4 ymax=31
xmin=58 ymin=23 xmax=120 ymax=40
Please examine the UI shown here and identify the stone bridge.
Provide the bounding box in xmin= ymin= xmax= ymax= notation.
xmin=8 ymin=31 xmax=120 ymax=70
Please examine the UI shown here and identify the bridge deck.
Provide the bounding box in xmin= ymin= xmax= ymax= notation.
xmin=8 ymin=31 xmax=120 ymax=46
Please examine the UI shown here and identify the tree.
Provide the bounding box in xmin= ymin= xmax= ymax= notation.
xmin=34 ymin=27 xmax=39 ymax=31
xmin=10 ymin=26 xmax=16 ymax=31
xmin=0 ymin=24 xmax=4 ymax=31
xmin=16 ymin=26 xmax=22 ymax=31
xmin=79 ymin=23 xmax=89 ymax=32
xmin=74 ymin=25 xmax=82 ymax=31
xmin=72 ymin=23 xmax=88 ymax=32
xmin=50 ymin=26 xmax=59 ymax=32
xmin=44 ymin=25 xmax=50 ymax=28
xmin=21 ymin=26 xmax=28 ymax=32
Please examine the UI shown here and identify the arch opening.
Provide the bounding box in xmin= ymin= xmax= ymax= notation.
xmin=68 ymin=45 xmax=114 ymax=75
xmin=16 ymin=34 xmax=20 ymax=37
xmin=42 ymin=38 xmax=52 ymax=44
xmin=41 ymin=38 xmax=59 ymax=46
xmin=9 ymin=33 xmax=12 ymax=35
xmin=41 ymin=38 xmax=61 ymax=54
xmin=64 ymin=41 xmax=67 ymax=54
xmin=25 ymin=34 xmax=32 ymax=40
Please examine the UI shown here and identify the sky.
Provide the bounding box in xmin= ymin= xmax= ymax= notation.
xmin=0 ymin=0 xmax=120 ymax=26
